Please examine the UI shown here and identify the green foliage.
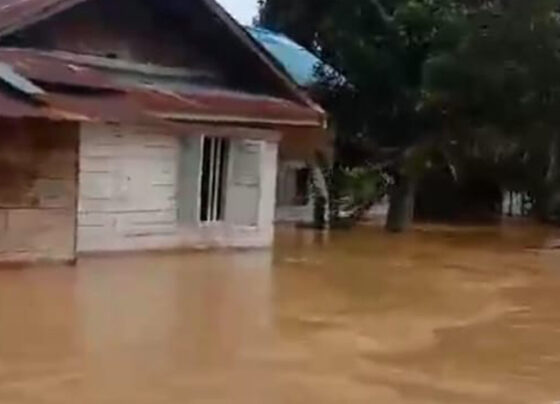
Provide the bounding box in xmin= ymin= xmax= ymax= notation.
xmin=259 ymin=0 xmax=560 ymax=222
xmin=260 ymin=0 xmax=468 ymax=160
xmin=257 ymin=0 xmax=332 ymax=48
xmin=422 ymin=0 xmax=560 ymax=218
xmin=338 ymin=167 xmax=388 ymax=208
xmin=331 ymin=166 xmax=389 ymax=225
xmin=314 ymin=155 xmax=388 ymax=224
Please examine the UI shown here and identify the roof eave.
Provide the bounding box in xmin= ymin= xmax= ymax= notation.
xmin=155 ymin=112 xmax=323 ymax=128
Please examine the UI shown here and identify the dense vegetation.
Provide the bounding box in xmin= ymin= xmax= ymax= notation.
xmin=258 ymin=0 xmax=560 ymax=230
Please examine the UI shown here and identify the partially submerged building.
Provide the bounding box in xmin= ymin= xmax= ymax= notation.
xmin=247 ymin=27 xmax=330 ymax=225
xmin=0 ymin=0 xmax=325 ymax=263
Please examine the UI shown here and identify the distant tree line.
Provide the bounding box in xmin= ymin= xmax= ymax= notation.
xmin=258 ymin=0 xmax=560 ymax=230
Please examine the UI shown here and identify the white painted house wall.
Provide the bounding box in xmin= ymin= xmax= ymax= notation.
xmin=77 ymin=124 xmax=278 ymax=253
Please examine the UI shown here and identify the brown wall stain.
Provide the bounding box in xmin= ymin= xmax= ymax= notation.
xmin=0 ymin=118 xmax=78 ymax=263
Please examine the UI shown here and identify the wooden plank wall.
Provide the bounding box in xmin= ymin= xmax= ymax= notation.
xmin=0 ymin=119 xmax=78 ymax=263
xmin=77 ymin=124 xmax=180 ymax=252
xmin=78 ymin=124 xmax=280 ymax=253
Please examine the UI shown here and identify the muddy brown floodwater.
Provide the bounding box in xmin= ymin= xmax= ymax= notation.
xmin=1 ymin=221 xmax=560 ymax=403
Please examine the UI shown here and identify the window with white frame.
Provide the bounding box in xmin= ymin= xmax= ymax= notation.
xmin=199 ymin=137 xmax=229 ymax=223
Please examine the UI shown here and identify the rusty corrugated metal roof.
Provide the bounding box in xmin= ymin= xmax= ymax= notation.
xmin=44 ymin=92 xmax=161 ymax=124
xmin=0 ymin=0 xmax=322 ymax=112
xmin=0 ymin=83 xmax=323 ymax=127
xmin=0 ymin=88 xmax=51 ymax=118
xmin=0 ymin=49 xmax=120 ymax=90
xmin=132 ymin=88 xmax=322 ymax=125
xmin=0 ymin=89 xmax=164 ymax=124
xmin=0 ymin=60 xmax=44 ymax=95
xmin=0 ymin=0 xmax=59 ymax=28
xmin=0 ymin=83 xmax=322 ymax=129
xmin=0 ymin=49 xmax=324 ymax=127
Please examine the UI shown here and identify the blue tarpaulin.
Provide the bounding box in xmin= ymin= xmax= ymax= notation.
xmin=247 ymin=26 xmax=323 ymax=87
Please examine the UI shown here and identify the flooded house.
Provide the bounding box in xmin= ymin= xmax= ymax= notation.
xmin=248 ymin=27 xmax=330 ymax=226
xmin=0 ymin=0 xmax=325 ymax=263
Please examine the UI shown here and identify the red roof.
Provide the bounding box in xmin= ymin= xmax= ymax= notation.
xmin=0 ymin=88 xmax=53 ymax=119
xmin=0 ymin=0 xmax=322 ymax=113
xmin=45 ymin=92 xmax=160 ymax=124
xmin=131 ymin=88 xmax=322 ymax=125
xmin=0 ymin=88 xmax=163 ymax=124
xmin=0 ymin=48 xmax=118 ymax=90
xmin=0 ymin=49 xmax=324 ymax=128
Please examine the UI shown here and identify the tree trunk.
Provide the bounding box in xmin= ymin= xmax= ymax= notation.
xmin=311 ymin=164 xmax=330 ymax=229
xmin=546 ymin=134 xmax=558 ymax=185
xmin=386 ymin=175 xmax=416 ymax=233
xmin=536 ymin=133 xmax=560 ymax=222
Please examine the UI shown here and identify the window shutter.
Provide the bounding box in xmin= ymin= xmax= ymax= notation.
xmin=225 ymin=140 xmax=262 ymax=227
xmin=178 ymin=136 xmax=202 ymax=224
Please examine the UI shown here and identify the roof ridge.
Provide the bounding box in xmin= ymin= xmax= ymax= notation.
xmin=0 ymin=0 xmax=324 ymax=120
